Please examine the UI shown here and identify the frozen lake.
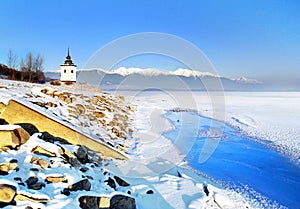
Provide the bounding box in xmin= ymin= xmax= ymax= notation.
xmin=165 ymin=111 xmax=300 ymax=209
xmin=113 ymin=90 xmax=300 ymax=208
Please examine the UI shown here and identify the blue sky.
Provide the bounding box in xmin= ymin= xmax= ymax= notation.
xmin=0 ymin=0 xmax=299 ymax=81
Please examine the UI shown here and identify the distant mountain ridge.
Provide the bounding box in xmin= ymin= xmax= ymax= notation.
xmin=45 ymin=67 xmax=265 ymax=91
xmin=107 ymin=67 xmax=222 ymax=78
xmin=80 ymin=67 xmax=260 ymax=82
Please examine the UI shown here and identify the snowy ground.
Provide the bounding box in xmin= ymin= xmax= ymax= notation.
xmin=0 ymin=79 xmax=256 ymax=209
xmin=224 ymin=92 xmax=300 ymax=163
xmin=117 ymin=90 xmax=300 ymax=164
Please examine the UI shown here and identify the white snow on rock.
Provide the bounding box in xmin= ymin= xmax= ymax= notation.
xmin=0 ymin=124 xmax=21 ymax=131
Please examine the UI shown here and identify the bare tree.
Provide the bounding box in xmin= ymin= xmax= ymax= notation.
xmin=17 ymin=52 xmax=45 ymax=82
xmin=20 ymin=58 xmax=25 ymax=81
xmin=7 ymin=49 xmax=18 ymax=69
xmin=25 ymin=52 xmax=33 ymax=82
xmin=20 ymin=58 xmax=25 ymax=71
xmin=7 ymin=49 xmax=18 ymax=80
xmin=33 ymin=54 xmax=45 ymax=83
xmin=25 ymin=52 xmax=33 ymax=72
xmin=33 ymin=53 xmax=44 ymax=73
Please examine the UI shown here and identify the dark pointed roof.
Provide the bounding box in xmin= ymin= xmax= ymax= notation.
xmin=61 ymin=48 xmax=77 ymax=66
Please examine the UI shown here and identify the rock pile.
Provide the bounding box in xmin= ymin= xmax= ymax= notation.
xmin=0 ymin=83 xmax=140 ymax=208
xmin=23 ymin=87 xmax=135 ymax=154
xmin=0 ymin=124 xmax=137 ymax=208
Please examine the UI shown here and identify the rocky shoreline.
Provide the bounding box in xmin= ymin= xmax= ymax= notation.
xmin=0 ymin=124 xmax=137 ymax=208
xmin=0 ymin=79 xmax=255 ymax=209
xmin=0 ymin=81 xmax=139 ymax=208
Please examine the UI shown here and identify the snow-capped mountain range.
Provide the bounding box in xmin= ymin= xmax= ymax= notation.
xmin=86 ymin=67 xmax=260 ymax=84
xmin=107 ymin=67 xmax=221 ymax=78
xmin=46 ymin=67 xmax=266 ymax=91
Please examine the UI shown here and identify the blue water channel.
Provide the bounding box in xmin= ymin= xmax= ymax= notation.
xmin=164 ymin=111 xmax=300 ymax=209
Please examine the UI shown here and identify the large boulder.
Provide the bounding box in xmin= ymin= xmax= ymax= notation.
xmin=30 ymin=157 xmax=50 ymax=169
xmin=27 ymin=182 xmax=45 ymax=190
xmin=45 ymin=175 xmax=68 ymax=183
xmin=62 ymin=179 xmax=91 ymax=195
xmin=0 ymin=184 xmax=17 ymax=207
xmin=25 ymin=176 xmax=38 ymax=187
xmin=0 ymin=125 xmax=30 ymax=150
xmin=104 ymin=177 xmax=116 ymax=190
xmin=74 ymin=145 xmax=89 ymax=164
xmin=69 ymin=179 xmax=91 ymax=191
xmin=110 ymin=195 xmax=136 ymax=209
xmin=14 ymin=123 xmax=39 ymax=136
xmin=14 ymin=193 xmax=49 ymax=204
xmin=58 ymin=146 xmax=81 ymax=167
xmin=0 ymin=162 xmax=18 ymax=175
xmin=31 ymin=145 xmax=56 ymax=157
xmin=25 ymin=176 xmax=45 ymax=190
xmin=79 ymin=196 xmax=99 ymax=209
xmin=79 ymin=196 xmax=110 ymax=209
xmin=114 ymin=176 xmax=130 ymax=187
xmin=0 ymin=118 xmax=8 ymax=125
xmin=38 ymin=131 xmax=70 ymax=145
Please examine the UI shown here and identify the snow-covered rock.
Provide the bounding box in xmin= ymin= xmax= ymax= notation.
xmin=0 ymin=125 xmax=30 ymax=150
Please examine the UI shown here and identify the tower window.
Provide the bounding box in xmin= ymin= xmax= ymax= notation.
xmin=64 ymin=69 xmax=66 ymax=73
xmin=71 ymin=70 xmax=74 ymax=73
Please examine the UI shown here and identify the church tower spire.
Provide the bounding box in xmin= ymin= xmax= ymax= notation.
xmin=67 ymin=47 xmax=70 ymax=59
xmin=63 ymin=48 xmax=75 ymax=66
xmin=60 ymin=48 xmax=77 ymax=82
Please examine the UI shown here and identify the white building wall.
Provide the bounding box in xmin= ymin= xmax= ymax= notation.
xmin=60 ymin=65 xmax=76 ymax=82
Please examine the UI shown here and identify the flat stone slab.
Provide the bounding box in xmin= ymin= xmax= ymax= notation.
xmin=0 ymin=99 xmax=127 ymax=160
xmin=0 ymin=125 xmax=30 ymax=149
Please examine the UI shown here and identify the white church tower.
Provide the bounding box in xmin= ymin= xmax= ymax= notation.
xmin=60 ymin=48 xmax=77 ymax=82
